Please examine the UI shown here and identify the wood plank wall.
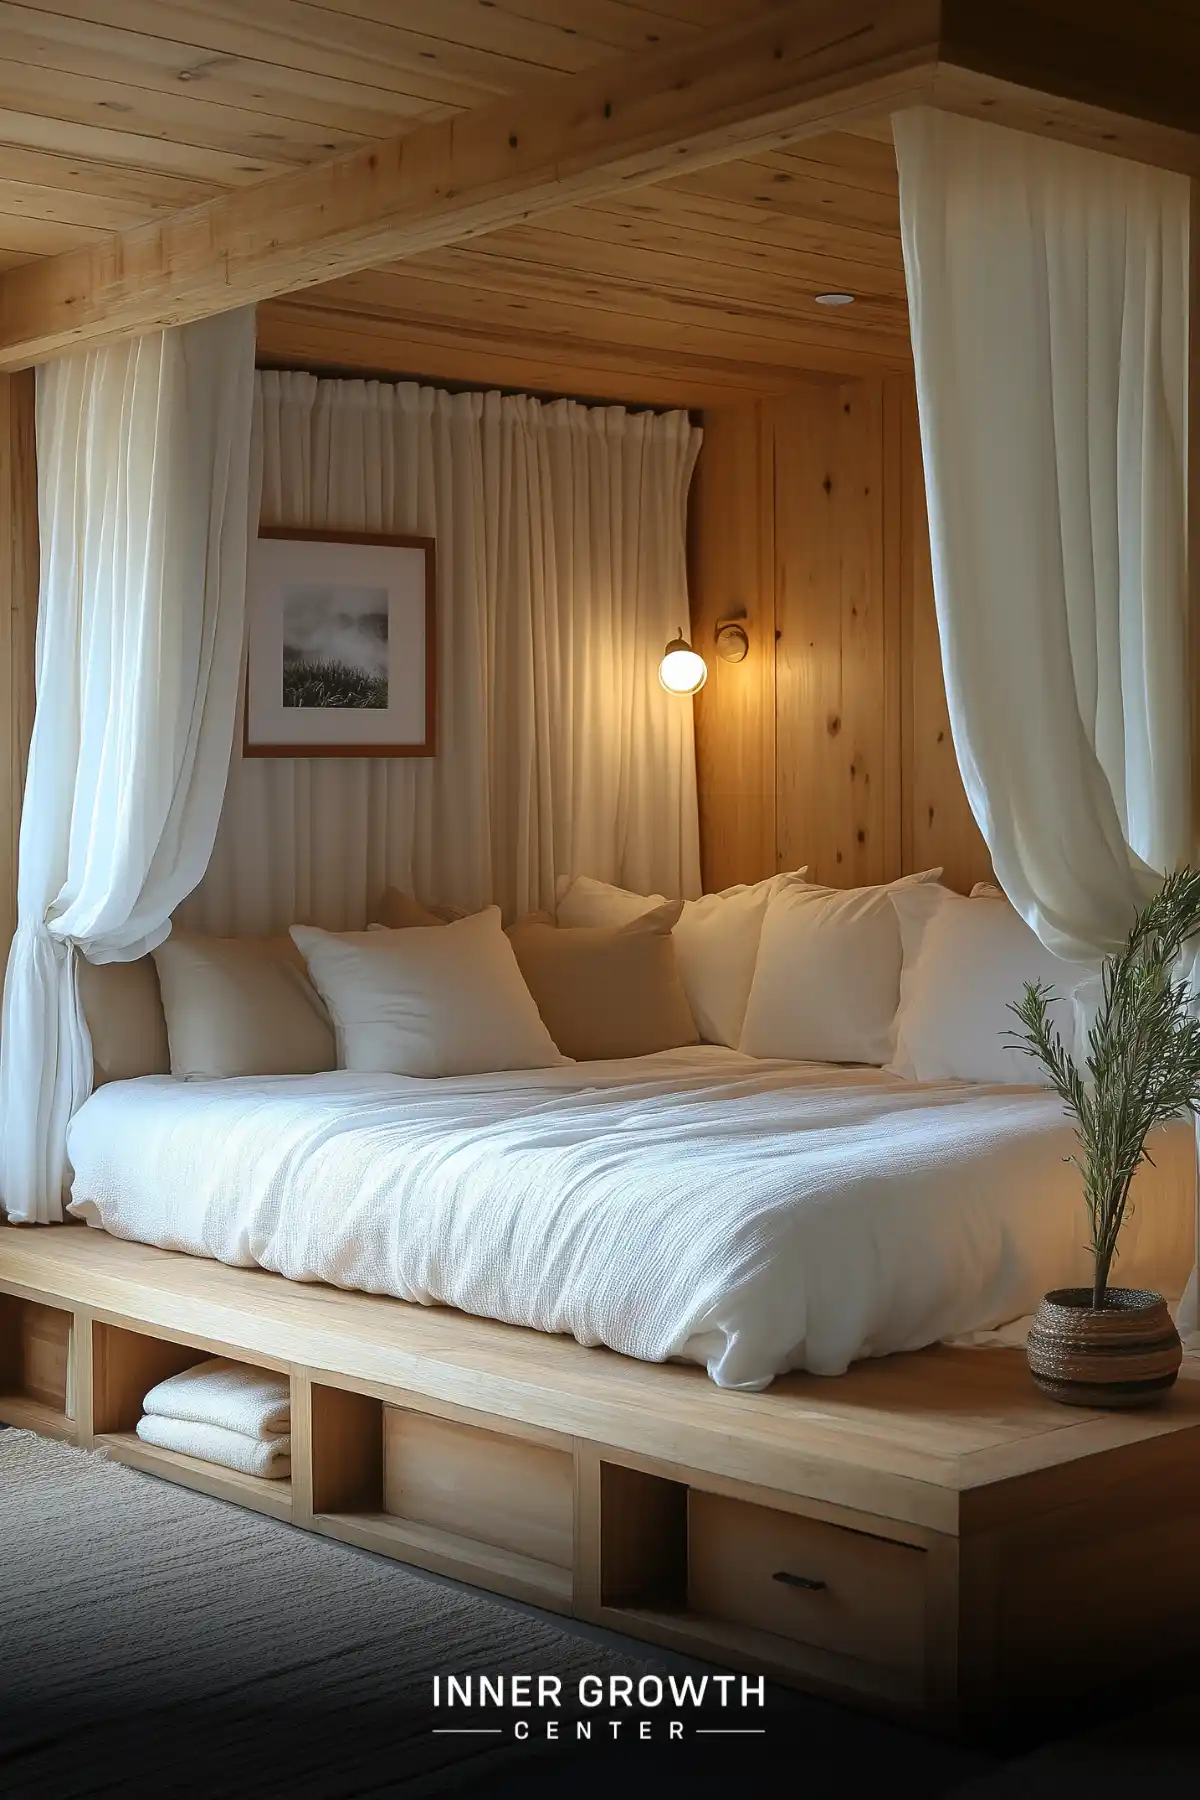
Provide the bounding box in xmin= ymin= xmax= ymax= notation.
xmin=0 ymin=369 xmax=37 ymax=959
xmin=690 ymin=377 xmax=991 ymax=895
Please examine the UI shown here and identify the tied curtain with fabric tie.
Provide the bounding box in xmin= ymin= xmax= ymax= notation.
xmin=0 ymin=308 xmax=256 ymax=1226
xmin=893 ymin=108 xmax=1197 ymax=1336
xmin=180 ymin=373 xmax=702 ymax=934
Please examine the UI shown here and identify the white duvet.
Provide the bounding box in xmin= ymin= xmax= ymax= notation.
xmin=66 ymin=1048 xmax=1195 ymax=1390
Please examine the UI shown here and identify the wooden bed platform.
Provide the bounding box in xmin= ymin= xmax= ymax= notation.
xmin=2 ymin=1224 xmax=1199 ymax=1737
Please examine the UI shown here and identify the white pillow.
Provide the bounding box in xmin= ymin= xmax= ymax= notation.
xmin=737 ymin=870 xmax=942 ymax=1065
xmin=290 ymin=908 xmax=566 ymax=1077
xmin=555 ymin=869 xmax=809 ymax=1047
xmin=555 ymin=874 xmax=667 ymax=928
xmin=887 ymin=885 xmax=1092 ymax=1084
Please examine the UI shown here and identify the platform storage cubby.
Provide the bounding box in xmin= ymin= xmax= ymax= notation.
xmin=5 ymin=1228 xmax=1200 ymax=1739
xmin=0 ymin=1292 xmax=75 ymax=1439
xmin=589 ymin=1461 xmax=933 ymax=1712
xmin=299 ymin=1382 xmax=576 ymax=1611
xmin=88 ymin=1319 xmax=294 ymax=1522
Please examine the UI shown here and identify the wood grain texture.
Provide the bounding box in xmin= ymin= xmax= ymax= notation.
xmin=307 ymin=1381 xmax=383 ymax=1518
xmin=688 ymin=1487 xmax=927 ymax=1677
xmin=893 ymin=380 xmax=992 ymax=890
xmin=257 ymin=298 xmax=805 ymax=410
xmin=691 ymin=375 xmax=993 ymax=891
xmin=774 ymin=378 xmax=897 ymax=885
xmin=0 ymin=1293 xmax=71 ymax=1408
xmin=383 ymin=1407 xmax=575 ymax=1571
xmin=689 ymin=401 xmax=778 ymax=890
xmin=253 ymin=121 xmax=913 ymax=400
xmin=0 ymin=0 xmax=1197 ymax=387
xmin=89 ymin=1321 xmax=209 ymax=1435
xmin=314 ymin=1508 xmax=574 ymax=1611
xmin=937 ymin=0 xmax=1200 ymax=173
xmin=0 ymin=368 xmax=37 ymax=963
xmin=0 ymin=1 xmax=939 ymax=367
xmin=7 ymin=1225 xmax=1200 ymax=1538
xmin=1191 ymin=179 xmax=1200 ymax=863
xmin=97 ymin=1429 xmax=294 ymax=1522
xmin=6 ymin=1224 xmax=1200 ymax=1732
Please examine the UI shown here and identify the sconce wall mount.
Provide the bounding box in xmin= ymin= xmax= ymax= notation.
xmin=714 ymin=616 xmax=750 ymax=663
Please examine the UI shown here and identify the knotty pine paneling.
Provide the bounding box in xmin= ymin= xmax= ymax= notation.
xmin=773 ymin=379 xmax=899 ymax=887
xmin=689 ymin=402 xmax=777 ymax=889
xmin=0 ymin=369 xmax=37 ymax=961
xmin=690 ymin=377 xmax=992 ymax=895
xmin=894 ymin=382 xmax=992 ymax=893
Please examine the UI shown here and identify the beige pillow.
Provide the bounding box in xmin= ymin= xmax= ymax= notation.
xmin=290 ymin=908 xmax=565 ymax=1077
xmin=151 ymin=932 xmax=336 ymax=1080
xmin=554 ymin=869 xmax=808 ymax=1047
xmin=377 ymin=888 xmax=466 ymax=927
xmin=78 ymin=956 xmax=171 ymax=1087
xmin=507 ymin=903 xmax=699 ymax=1061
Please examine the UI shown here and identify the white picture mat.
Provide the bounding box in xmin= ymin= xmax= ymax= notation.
xmin=247 ymin=536 xmax=428 ymax=748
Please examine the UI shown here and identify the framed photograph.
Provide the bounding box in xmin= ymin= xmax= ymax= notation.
xmin=244 ymin=526 xmax=436 ymax=757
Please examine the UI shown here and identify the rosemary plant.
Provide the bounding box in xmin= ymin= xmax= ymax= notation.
xmin=1008 ymin=867 xmax=1200 ymax=1310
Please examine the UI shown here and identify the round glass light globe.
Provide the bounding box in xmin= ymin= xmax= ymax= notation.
xmin=658 ymin=646 xmax=707 ymax=695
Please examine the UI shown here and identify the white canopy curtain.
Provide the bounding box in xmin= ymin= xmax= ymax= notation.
xmin=893 ymin=107 xmax=1196 ymax=1332
xmin=181 ymin=374 xmax=701 ymax=935
xmin=0 ymin=307 xmax=256 ymax=1225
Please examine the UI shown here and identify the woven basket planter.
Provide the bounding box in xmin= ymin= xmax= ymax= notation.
xmin=1026 ymin=1288 xmax=1183 ymax=1409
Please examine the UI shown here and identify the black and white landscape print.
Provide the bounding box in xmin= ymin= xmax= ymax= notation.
xmin=282 ymin=584 xmax=389 ymax=709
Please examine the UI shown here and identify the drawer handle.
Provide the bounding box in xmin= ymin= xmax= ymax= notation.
xmin=771 ymin=1569 xmax=827 ymax=1592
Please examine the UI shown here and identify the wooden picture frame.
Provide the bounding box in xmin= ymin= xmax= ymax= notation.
xmin=244 ymin=526 xmax=437 ymax=758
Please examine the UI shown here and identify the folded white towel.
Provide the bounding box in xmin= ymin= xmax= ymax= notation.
xmin=142 ymin=1357 xmax=289 ymax=1440
xmin=136 ymin=1413 xmax=292 ymax=1480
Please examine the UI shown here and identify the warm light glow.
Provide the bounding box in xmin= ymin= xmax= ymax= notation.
xmin=658 ymin=633 xmax=707 ymax=696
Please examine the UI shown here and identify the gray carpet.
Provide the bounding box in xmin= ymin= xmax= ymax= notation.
xmin=0 ymin=1431 xmax=662 ymax=1797
xmin=0 ymin=1430 xmax=996 ymax=1798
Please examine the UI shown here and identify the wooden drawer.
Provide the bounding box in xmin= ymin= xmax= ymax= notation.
xmin=688 ymin=1490 xmax=926 ymax=1674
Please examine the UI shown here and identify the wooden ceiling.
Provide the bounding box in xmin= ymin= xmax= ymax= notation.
xmin=0 ymin=0 xmax=786 ymax=258
xmin=0 ymin=0 xmax=906 ymax=407
xmin=0 ymin=4 xmax=1194 ymax=401
xmin=260 ymin=127 xmax=910 ymax=407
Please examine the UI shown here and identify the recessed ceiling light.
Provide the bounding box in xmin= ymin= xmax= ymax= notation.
xmin=814 ymin=292 xmax=855 ymax=307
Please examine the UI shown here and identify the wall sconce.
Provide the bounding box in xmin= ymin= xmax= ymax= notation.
xmin=658 ymin=628 xmax=708 ymax=696
xmin=714 ymin=615 xmax=750 ymax=663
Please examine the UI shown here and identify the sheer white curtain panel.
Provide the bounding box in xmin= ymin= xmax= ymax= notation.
xmin=0 ymin=307 xmax=256 ymax=1224
xmin=894 ymin=107 xmax=1195 ymax=1332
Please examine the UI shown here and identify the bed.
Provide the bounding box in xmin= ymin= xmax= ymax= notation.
xmin=65 ymin=1046 xmax=1195 ymax=1391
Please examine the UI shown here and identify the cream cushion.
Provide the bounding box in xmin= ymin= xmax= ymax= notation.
xmin=507 ymin=903 xmax=698 ymax=1061
xmin=555 ymin=874 xmax=669 ymax=929
xmin=738 ymin=870 xmax=943 ymax=1065
xmin=555 ymin=869 xmax=808 ymax=1047
xmin=376 ymin=888 xmax=466 ymax=927
xmin=290 ymin=907 xmax=566 ymax=1076
xmin=77 ymin=956 xmax=171 ymax=1087
xmin=152 ymin=931 xmax=336 ymax=1080
xmin=887 ymin=884 xmax=1092 ymax=1084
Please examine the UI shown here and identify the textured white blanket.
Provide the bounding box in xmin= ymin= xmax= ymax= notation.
xmin=135 ymin=1414 xmax=292 ymax=1479
xmin=142 ymin=1357 xmax=290 ymax=1440
xmin=66 ymin=1049 xmax=1195 ymax=1390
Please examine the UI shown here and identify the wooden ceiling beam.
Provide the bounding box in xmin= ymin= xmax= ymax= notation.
xmin=2 ymin=2 xmax=1200 ymax=373
xmin=0 ymin=0 xmax=940 ymax=369
xmin=933 ymin=0 xmax=1200 ymax=175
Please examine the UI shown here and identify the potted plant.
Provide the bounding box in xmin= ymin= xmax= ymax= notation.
xmin=1009 ymin=867 xmax=1200 ymax=1408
